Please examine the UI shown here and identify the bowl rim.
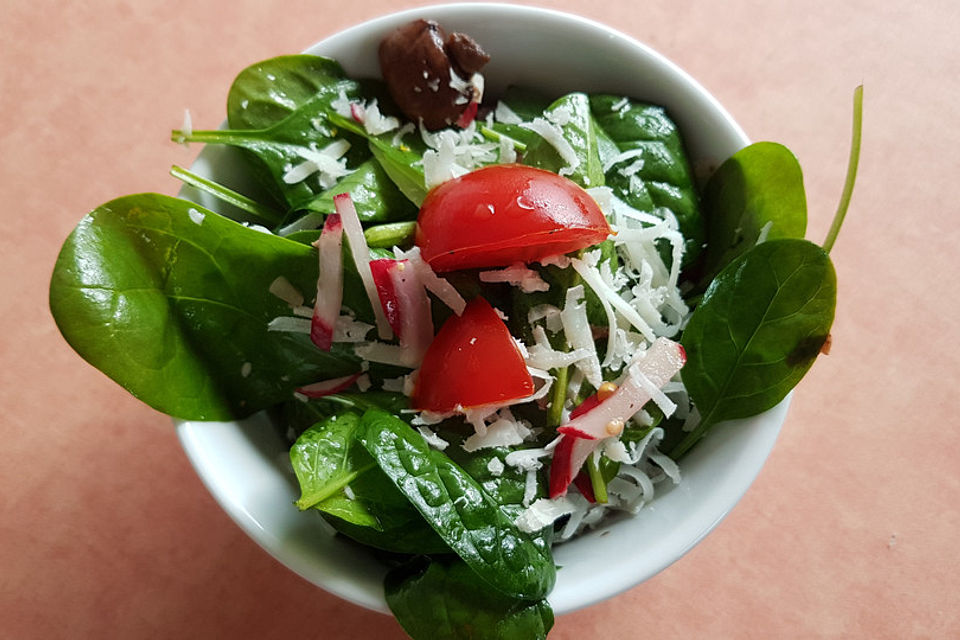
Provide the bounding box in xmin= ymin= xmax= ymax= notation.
xmin=175 ymin=1 xmax=784 ymax=617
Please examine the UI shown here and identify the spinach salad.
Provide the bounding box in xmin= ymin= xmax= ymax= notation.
xmin=49 ymin=20 xmax=861 ymax=640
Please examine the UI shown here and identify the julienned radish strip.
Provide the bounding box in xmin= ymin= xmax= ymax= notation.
xmin=549 ymin=337 xmax=685 ymax=498
xmin=370 ymin=258 xmax=435 ymax=366
xmin=311 ymin=213 xmax=344 ymax=350
xmin=334 ymin=193 xmax=393 ymax=340
xmin=401 ymin=246 xmax=466 ymax=316
xmin=296 ymin=372 xmax=364 ymax=398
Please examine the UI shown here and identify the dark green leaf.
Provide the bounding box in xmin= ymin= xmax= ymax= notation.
xmin=290 ymin=411 xmax=449 ymax=553
xmin=49 ymin=194 xmax=359 ymax=420
xmin=176 ymin=89 xmax=369 ymax=211
xmin=293 ymin=159 xmax=418 ymax=226
xmin=358 ymin=410 xmax=556 ymax=600
xmin=386 ymin=558 xmax=554 ymax=640
xmin=673 ymin=239 xmax=836 ymax=457
xmin=523 ymin=93 xmax=605 ymax=189
xmin=290 ymin=413 xmax=374 ymax=512
xmin=697 ymin=142 xmax=807 ymax=286
xmin=590 ymin=95 xmax=703 ymax=267
xmin=169 ymin=164 xmax=283 ymax=225
xmin=441 ymin=435 xmax=553 ymax=549
xmin=226 ymin=55 xmax=354 ymax=130
xmin=328 ymin=111 xmax=431 ymax=206
xmin=489 ymin=87 xmax=553 ymax=148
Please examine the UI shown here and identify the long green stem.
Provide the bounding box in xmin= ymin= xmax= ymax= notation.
xmin=170 ymin=165 xmax=282 ymax=225
xmin=546 ymin=366 xmax=569 ymax=428
xmin=364 ymin=221 xmax=417 ymax=248
xmin=822 ymin=85 xmax=863 ymax=254
xmin=586 ymin=453 xmax=608 ymax=503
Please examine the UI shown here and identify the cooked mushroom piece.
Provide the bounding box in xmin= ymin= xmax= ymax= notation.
xmin=378 ymin=19 xmax=489 ymax=130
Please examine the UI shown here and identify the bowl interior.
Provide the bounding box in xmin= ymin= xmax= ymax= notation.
xmin=176 ymin=2 xmax=782 ymax=616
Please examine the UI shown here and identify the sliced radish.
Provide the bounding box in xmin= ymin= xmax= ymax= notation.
xmin=350 ymin=102 xmax=365 ymax=124
xmin=369 ymin=258 xmax=434 ymax=366
xmin=556 ymin=425 xmax=597 ymax=440
xmin=455 ymin=99 xmax=479 ymax=129
xmin=334 ymin=193 xmax=393 ymax=340
xmin=296 ymin=372 xmax=363 ymax=398
xmin=572 ymin=470 xmax=596 ymax=503
xmin=370 ymin=259 xmax=402 ymax=335
xmin=400 ymin=246 xmax=466 ymax=316
xmin=549 ymin=337 xmax=685 ymax=498
xmin=310 ymin=213 xmax=343 ymax=350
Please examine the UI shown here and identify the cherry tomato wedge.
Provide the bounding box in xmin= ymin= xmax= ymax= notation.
xmin=412 ymin=297 xmax=534 ymax=413
xmin=415 ymin=164 xmax=611 ymax=271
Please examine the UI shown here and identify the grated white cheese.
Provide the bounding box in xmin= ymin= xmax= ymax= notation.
xmin=283 ymin=139 xmax=352 ymax=188
xmin=601 ymin=148 xmax=645 ymax=174
xmin=494 ymin=101 xmax=523 ymax=124
xmin=487 ymin=457 xmax=505 ymax=477
xmin=462 ymin=409 xmax=532 ymax=452
xmin=521 ymin=117 xmax=580 ymax=176
xmin=560 ymin=285 xmax=603 ymax=388
xmin=523 ymin=470 xmax=538 ymax=506
xmin=629 ymin=367 xmax=677 ymax=418
xmin=187 ymin=207 xmax=204 ymax=225
xmin=478 ymin=263 xmax=550 ymax=293
xmin=267 ymin=316 xmax=311 ymax=333
xmin=515 ymin=497 xmax=577 ymax=533
xmin=380 ymin=376 xmax=406 ymax=393
xmin=394 ymin=246 xmax=466 ymax=315
xmin=498 ymin=135 xmax=517 ymax=164
xmin=268 ymin=276 xmax=304 ymax=308
xmin=240 ymin=362 xmax=252 ymax=378
xmin=417 ymin=426 xmax=450 ymax=451
xmin=356 ymin=374 xmax=372 ymax=392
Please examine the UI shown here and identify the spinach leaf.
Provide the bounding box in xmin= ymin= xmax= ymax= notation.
xmin=386 ymin=558 xmax=554 ymax=640
xmin=672 ymin=238 xmax=836 ymax=458
xmin=169 ymin=164 xmax=283 ymax=226
xmin=442 ymin=436 xmax=553 ymax=550
xmin=290 ymin=411 xmax=449 ymax=554
xmin=358 ymin=410 xmax=556 ymax=600
xmin=523 ymin=92 xmax=605 ymax=189
xmin=49 ymin=194 xmax=359 ymax=420
xmin=226 ymin=55 xmax=355 ymax=130
xmin=290 ymin=412 xmax=375 ymax=512
xmin=279 ymin=158 xmax=417 ymax=233
xmin=696 ymin=142 xmax=807 ymax=287
xmin=175 ymin=90 xmax=369 ymax=212
xmin=489 ymin=87 xmax=553 ymax=148
xmin=590 ymin=95 xmax=703 ymax=267
xmin=328 ymin=111 xmax=431 ymax=206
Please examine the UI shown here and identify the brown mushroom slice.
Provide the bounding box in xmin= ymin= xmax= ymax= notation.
xmin=378 ymin=19 xmax=489 ymax=130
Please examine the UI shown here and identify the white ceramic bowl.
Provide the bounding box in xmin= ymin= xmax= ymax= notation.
xmin=176 ymin=3 xmax=787 ymax=616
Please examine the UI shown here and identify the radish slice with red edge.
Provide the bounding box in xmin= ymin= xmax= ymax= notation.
xmin=455 ymin=100 xmax=479 ymax=129
xmin=296 ymin=372 xmax=363 ymax=398
xmin=310 ymin=213 xmax=344 ymax=350
xmin=370 ymin=259 xmax=402 ymax=335
xmin=549 ymin=337 xmax=685 ymax=498
xmin=370 ymin=258 xmax=434 ymax=365
xmin=350 ymin=102 xmax=365 ymax=124
xmin=334 ymin=193 xmax=393 ymax=340
xmin=572 ymin=470 xmax=596 ymax=503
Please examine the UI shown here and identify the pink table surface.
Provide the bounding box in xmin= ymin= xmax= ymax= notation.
xmin=3 ymin=0 xmax=958 ymax=637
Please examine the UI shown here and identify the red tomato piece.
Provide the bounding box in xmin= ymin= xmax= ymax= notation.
xmin=415 ymin=164 xmax=611 ymax=271
xmin=412 ymin=297 xmax=534 ymax=413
